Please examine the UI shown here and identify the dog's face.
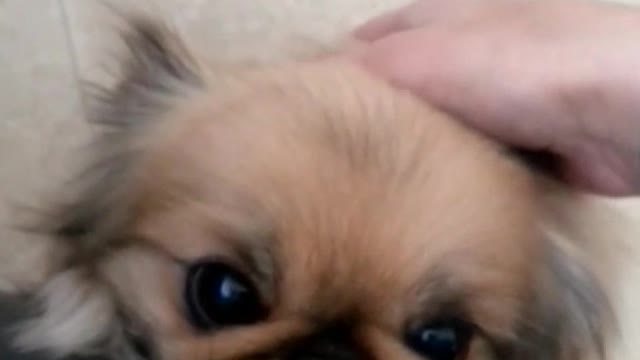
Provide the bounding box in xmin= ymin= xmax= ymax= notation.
xmin=4 ymin=21 xmax=610 ymax=360
xmin=108 ymin=49 xmax=540 ymax=360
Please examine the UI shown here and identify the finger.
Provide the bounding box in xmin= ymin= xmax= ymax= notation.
xmin=352 ymin=28 xmax=479 ymax=116
xmin=353 ymin=0 xmax=483 ymax=41
xmin=352 ymin=3 xmax=417 ymax=41
xmin=352 ymin=30 xmax=436 ymax=87
xmin=562 ymin=144 xmax=637 ymax=197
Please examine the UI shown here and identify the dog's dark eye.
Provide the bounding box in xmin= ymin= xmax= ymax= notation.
xmin=185 ymin=261 xmax=266 ymax=330
xmin=405 ymin=320 xmax=472 ymax=360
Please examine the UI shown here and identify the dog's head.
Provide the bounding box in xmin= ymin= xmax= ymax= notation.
xmin=2 ymin=20 xmax=612 ymax=360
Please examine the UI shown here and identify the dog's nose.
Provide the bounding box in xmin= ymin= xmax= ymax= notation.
xmin=284 ymin=323 xmax=366 ymax=360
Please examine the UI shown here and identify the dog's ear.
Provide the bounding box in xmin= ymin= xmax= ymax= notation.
xmin=507 ymin=150 xmax=616 ymax=360
xmin=0 ymin=18 xmax=203 ymax=359
xmin=46 ymin=17 xmax=204 ymax=264
xmin=504 ymin=192 xmax=619 ymax=360
xmin=517 ymin=239 xmax=613 ymax=360
xmin=91 ymin=17 xmax=203 ymax=130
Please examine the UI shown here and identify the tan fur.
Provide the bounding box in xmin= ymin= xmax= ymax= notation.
xmin=0 ymin=18 xmax=624 ymax=360
xmin=121 ymin=60 xmax=541 ymax=357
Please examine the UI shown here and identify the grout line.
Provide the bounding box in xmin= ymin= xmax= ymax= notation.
xmin=57 ymin=0 xmax=91 ymax=125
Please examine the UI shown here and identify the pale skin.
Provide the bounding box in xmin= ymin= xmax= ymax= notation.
xmin=349 ymin=0 xmax=640 ymax=196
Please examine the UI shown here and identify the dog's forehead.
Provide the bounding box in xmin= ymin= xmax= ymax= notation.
xmin=135 ymin=61 xmax=540 ymax=323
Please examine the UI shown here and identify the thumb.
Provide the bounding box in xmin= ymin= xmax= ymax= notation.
xmin=353 ymin=4 xmax=416 ymax=41
xmin=561 ymin=142 xmax=638 ymax=196
xmin=353 ymin=0 xmax=479 ymax=42
xmin=349 ymin=29 xmax=472 ymax=117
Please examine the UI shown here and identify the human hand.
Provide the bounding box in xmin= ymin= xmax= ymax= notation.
xmin=350 ymin=0 xmax=640 ymax=196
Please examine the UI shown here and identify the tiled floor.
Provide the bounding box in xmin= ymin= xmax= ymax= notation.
xmin=0 ymin=0 xmax=639 ymax=359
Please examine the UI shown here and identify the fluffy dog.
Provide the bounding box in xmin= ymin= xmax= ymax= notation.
xmin=0 ymin=17 xmax=630 ymax=360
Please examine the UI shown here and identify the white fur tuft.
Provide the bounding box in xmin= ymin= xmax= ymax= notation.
xmin=0 ymin=236 xmax=67 ymax=295
xmin=14 ymin=269 xmax=116 ymax=357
